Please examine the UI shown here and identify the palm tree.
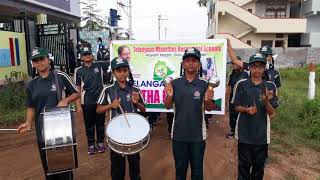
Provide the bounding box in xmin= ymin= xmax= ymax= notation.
xmin=80 ymin=0 xmax=108 ymax=30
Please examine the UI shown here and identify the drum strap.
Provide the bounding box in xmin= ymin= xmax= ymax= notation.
xmin=53 ymin=71 xmax=62 ymax=102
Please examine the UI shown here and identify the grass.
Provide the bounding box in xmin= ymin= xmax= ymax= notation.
xmin=282 ymin=173 xmax=299 ymax=180
xmin=0 ymin=81 xmax=27 ymax=126
xmin=271 ymin=65 xmax=320 ymax=153
xmin=0 ymin=110 xmax=26 ymax=126
xmin=267 ymin=154 xmax=280 ymax=164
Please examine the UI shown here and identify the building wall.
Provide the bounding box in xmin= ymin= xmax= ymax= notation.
xmin=310 ymin=33 xmax=320 ymax=47
xmin=302 ymin=0 xmax=320 ymax=14
xmin=240 ymin=33 xmax=288 ymax=48
xmin=70 ymin=0 xmax=81 ymax=18
xmin=33 ymin=0 xmax=70 ymax=11
xmin=255 ymin=1 xmax=291 ymax=18
xmin=218 ymin=14 xmax=251 ymax=36
xmin=242 ymin=1 xmax=256 ymax=14
xmin=301 ymin=0 xmax=320 ymax=47
xmin=301 ymin=15 xmax=320 ymax=47
xmin=22 ymin=0 xmax=81 ymax=18
xmin=306 ymin=15 xmax=320 ymax=33
xmin=314 ymin=0 xmax=320 ymax=12
xmin=255 ymin=1 xmax=266 ymax=17
xmin=229 ymin=47 xmax=320 ymax=68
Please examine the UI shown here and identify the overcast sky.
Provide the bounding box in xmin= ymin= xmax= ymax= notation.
xmin=91 ymin=0 xmax=208 ymax=40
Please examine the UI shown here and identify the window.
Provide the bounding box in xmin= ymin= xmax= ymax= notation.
xmin=246 ymin=40 xmax=252 ymax=46
xmin=266 ymin=4 xmax=287 ymax=18
xmin=276 ymin=34 xmax=284 ymax=38
xmin=275 ymin=40 xmax=285 ymax=47
xmin=248 ymin=9 xmax=253 ymax=13
xmin=261 ymin=40 xmax=273 ymax=47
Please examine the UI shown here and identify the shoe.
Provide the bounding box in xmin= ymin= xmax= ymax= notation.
xmin=225 ymin=132 xmax=235 ymax=139
xmin=264 ymin=158 xmax=269 ymax=168
xmin=97 ymin=143 xmax=107 ymax=153
xmin=88 ymin=145 xmax=96 ymax=155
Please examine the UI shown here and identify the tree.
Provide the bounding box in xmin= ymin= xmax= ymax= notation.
xmin=198 ymin=0 xmax=208 ymax=7
xmin=80 ymin=0 xmax=108 ymax=31
xmin=117 ymin=31 xmax=130 ymax=40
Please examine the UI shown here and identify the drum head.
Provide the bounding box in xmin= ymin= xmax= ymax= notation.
xmin=107 ymin=113 xmax=150 ymax=144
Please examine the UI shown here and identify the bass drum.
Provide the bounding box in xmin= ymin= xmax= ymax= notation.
xmin=42 ymin=106 xmax=78 ymax=175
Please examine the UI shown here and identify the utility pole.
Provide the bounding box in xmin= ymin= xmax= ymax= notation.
xmin=158 ymin=14 xmax=168 ymax=40
xmin=117 ymin=0 xmax=133 ymax=39
xmin=165 ymin=27 xmax=167 ymax=40
xmin=128 ymin=0 xmax=132 ymax=39
xmin=158 ymin=15 xmax=161 ymax=40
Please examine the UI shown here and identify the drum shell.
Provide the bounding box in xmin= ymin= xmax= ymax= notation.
xmin=42 ymin=107 xmax=78 ymax=174
xmin=107 ymin=135 xmax=150 ymax=155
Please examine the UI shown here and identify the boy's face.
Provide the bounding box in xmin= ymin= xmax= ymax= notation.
xmin=113 ymin=67 xmax=129 ymax=83
xmin=249 ymin=62 xmax=266 ymax=78
xmin=183 ymin=56 xmax=200 ymax=74
xmin=32 ymin=57 xmax=50 ymax=72
xmin=265 ymin=54 xmax=273 ymax=63
xmin=81 ymin=53 xmax=94 ymax=63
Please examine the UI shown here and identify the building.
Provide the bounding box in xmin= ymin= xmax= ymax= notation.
xmin=0 ymin=0 xmax=81 ymax=77
xmin=207 ymin=0 xmax=320 ymax=48
xmin=301 ymin=0 xmax=320 ymax=47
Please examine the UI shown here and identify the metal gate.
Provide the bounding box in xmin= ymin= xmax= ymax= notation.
xmin=36 ymin=23 xmax=76 ymax=74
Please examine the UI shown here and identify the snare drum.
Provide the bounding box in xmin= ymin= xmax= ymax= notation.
xmin=106 ymin=113 xmax=150 ymax=155
xmin=42 ymin=106 xmax=78 ymax=175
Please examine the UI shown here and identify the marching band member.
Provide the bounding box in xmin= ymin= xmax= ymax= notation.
xmin=17 ymin=47 xmax=79 ymax=180
xmin=74 ymin=47 xmax=109 ymax=155
xmin=96 ymin=57 xmax=146 ymax=180
xmin=164 ymin=47 xmax=216 ymax=180
xmin=231 ymin=53 xmax=279 ymax=180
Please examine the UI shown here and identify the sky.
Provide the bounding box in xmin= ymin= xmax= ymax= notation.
xmin=90 ymin=0 xmax=208 ymax=40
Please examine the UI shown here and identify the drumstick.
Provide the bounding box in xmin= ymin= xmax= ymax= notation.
xmin=0 ymin=128 xmax=31 ymax=131
xmin=118 ymin=104 xmax=131 ymax=128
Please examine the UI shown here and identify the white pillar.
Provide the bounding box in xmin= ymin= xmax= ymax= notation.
xmin=308 ymin=63 xmax=316 ymax=100
xmin=308 ymin=72 xmax=316 ymax=100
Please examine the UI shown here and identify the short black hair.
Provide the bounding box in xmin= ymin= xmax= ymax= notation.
xmin=97 ymin=37 xmax=102 ymax=42
xmin=118 ymin=45 xmax=129 ymax=56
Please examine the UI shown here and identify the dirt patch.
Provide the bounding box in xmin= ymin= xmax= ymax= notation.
xmin=266 ymin=147 xmax=320 ymax=180
xmin=0 ymin=114 xmax=319 ymax=180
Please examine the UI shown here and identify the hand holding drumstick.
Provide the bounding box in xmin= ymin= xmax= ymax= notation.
xmin=111 ymin=98 xmax=131 ymax=128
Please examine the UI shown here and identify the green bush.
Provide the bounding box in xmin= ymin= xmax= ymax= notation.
xmin=0 ymin=81 xmax=26 ymax=125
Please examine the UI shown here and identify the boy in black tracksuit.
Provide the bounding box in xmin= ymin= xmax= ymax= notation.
xmin=164 ymin=48 xmax=216 ymax=180
xmin=227 ymin=41 xmax=281 ymax=89
xmin=259 ymin=45 xmax=281 ymax=88
xmin=75 ymin=47 xmax=109 ymax=154
xmin=226 ymin=56 xmax=248 ymax=138
xmin=231 ymin=53 xmax=279 ymax=180
xmin=96 ymin=57 xmax=146 ymax=180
